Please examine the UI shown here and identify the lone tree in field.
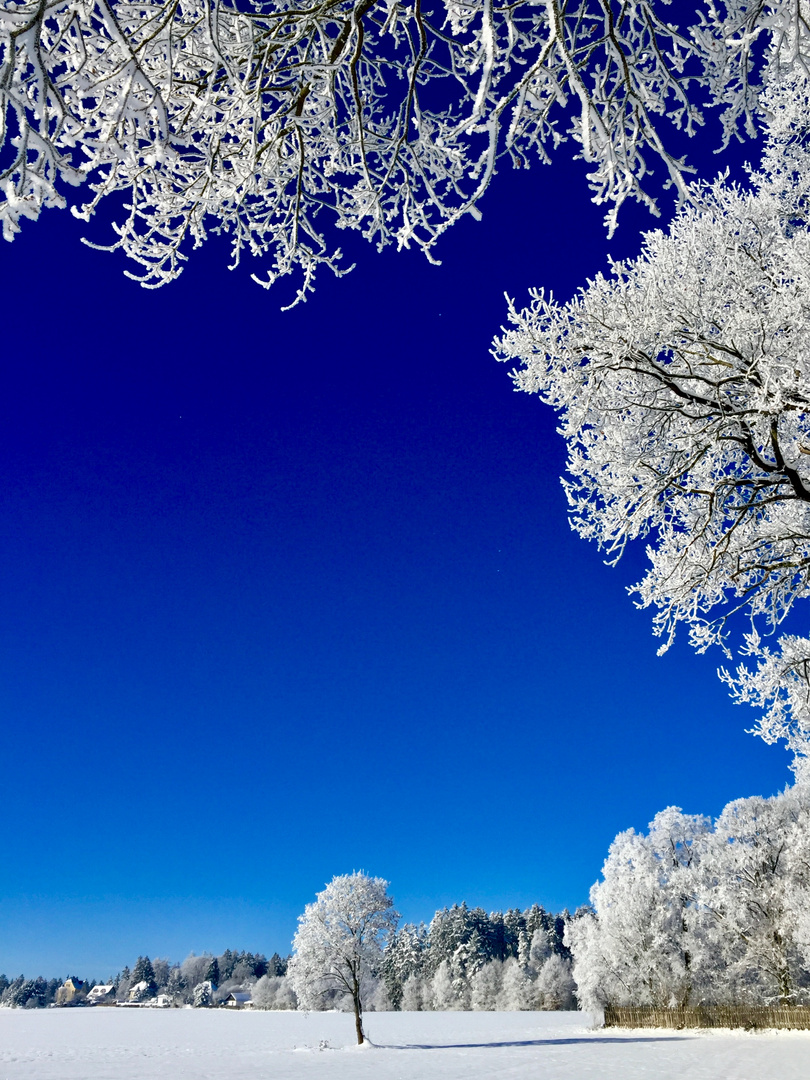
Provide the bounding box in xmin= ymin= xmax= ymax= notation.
xmin=287 ymin=871 xmax=398 ymax=1044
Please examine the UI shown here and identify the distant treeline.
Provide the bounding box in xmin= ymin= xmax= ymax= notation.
xmin=0 ymin=903 xmax=578 ymax=1011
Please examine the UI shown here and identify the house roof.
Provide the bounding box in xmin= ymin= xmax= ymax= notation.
xmin=226 ymin=992 xmax=252 ymax=1002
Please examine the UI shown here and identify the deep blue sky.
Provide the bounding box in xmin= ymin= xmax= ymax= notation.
xmin=0 ymin=119 xmax=792 ymax=980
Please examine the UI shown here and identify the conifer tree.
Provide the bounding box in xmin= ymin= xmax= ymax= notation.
xmin=204 ymin=958 xmax=220 ymax=988
xmin=131 ymin=957 xmax=157 ymax=997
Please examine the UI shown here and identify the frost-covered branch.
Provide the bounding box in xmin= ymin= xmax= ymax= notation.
xmin=494 ymin=69 xmax=810 ymax=760
xmin=2 ymin=0 xmax=808 ymax=294
xmin=720 ymin=632 xmax=810 ymax=772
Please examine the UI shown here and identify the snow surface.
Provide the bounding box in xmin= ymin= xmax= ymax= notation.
xmin=1 ymin=1008 xmax=808 ymax=1079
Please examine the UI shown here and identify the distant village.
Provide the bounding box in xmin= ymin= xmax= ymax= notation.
xmin=0 ymin=950 xmax=292 ymax=1011
xmin=56 ymin=976 xmax=251 ymax=1010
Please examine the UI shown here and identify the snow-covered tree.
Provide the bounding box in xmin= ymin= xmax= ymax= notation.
xmin=152 ymin=958 xmax=171 ymax=991
xmin=533 ymin=954 xmax=576 ymax=1009
xmin=287 ymin=871 xmax=399 ymax=1044
xmin=267 ymin=952 xmax=288 ymax=977
xmin=3 ymin=0 xmax=808 ymax=298
xmin=430 ymin=959 xmax=461 ymax=1010
xmin=470 ymin=959 xmax=503 ymax=1010
xmin=379 ymin=901 xmax=571 ymax=1008
xmin=115 ymin=966 xmax=131 ymax=1003
xmin=382 ymin=922 xmax=427 ymax=1008
xmin=6 ymin=976 xmax=50 ymax=1008
xmin=180 ymin=953 xmax=212 ymax=991
xmin=569 ymin=783 xmax=810 ymax=1009
xmin=166 ymin=965 xmax=186 ymax=1000
xmin=495 ymin=67 xmax=810 ymax=764
xmin=130 ymin=956 xmax=157 ymax=998
xmin=567 ymin=807 xmax=710 ymax=1009
xmin=252 ymin=973 xmax=298 ymax=1009
xmin=400 ymin=973 xmax=432 ymax=1010
xmin=426 ymin=904 xmax=492 ymax=974
xmin=203 ymin=957 xmax=220 ymax=989
xmin=363 ymin=977 xmax=394 ymax=1011
xmin=526 ymin=926 xmax=552 ymax=970
xmin=192 ymin=979 xmax=215 ymax=1007
xmin=497 ymin=956 xmax=534 ymax=1009
xmin=501 ymin=909 xmax=526 ymax=956
xmin=695 ymin=787 xmax=810 ymax=1003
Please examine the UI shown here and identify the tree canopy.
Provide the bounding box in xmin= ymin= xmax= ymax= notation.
xmin=7 ymin=0 xmax=810 ymax=762
xmin=287 ymin=871 xmax=398 ymax=1042
xmin=569 ymin=784 xmax=810 ymax=1008
xmin=495 ymin=67 xmax=810 ymax=768
xmin=3 ymin=0 xmax=808 ymax=299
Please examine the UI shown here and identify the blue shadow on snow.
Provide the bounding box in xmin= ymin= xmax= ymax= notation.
xmin=378 ymin=1037 xmax=692 ymax=1050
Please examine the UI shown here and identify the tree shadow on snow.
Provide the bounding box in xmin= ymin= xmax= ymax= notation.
xmin=379 ymin=1036 xmax=693 ymax=1050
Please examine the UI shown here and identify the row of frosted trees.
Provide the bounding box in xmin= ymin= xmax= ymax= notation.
xmin=571 ymin=785 xmax=810 ymax=1010
xmin=0 ymin=909 xmax=575 ymax=1011
xmin=0 ymin=976 xmax=62 ymax=1009
xmin=104 ymin=908 xmax=576 ymax=1012
xmin=122 ymin=903 xmax=578 ymax=1012
xmin=379 ymin=904 xmax=575 ymax=1011
xmin=113 ymin=950 xmax=288 ymax=1006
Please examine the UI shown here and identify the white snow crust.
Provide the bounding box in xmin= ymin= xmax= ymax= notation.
xmin=1 ymin=1008 xmax=808 ymax=1079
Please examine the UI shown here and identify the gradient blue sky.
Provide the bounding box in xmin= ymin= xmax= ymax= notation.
xmin=1 ymin=119 xmax=792 ymax=981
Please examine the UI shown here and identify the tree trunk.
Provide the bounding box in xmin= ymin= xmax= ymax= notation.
xmin=353 ymin=992 xmax=365 ymax=1044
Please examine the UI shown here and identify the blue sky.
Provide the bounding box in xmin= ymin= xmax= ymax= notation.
xmin=0 ymin=122 xmax=793 ymax=980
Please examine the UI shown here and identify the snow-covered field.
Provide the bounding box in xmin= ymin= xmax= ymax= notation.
xmin=1 ymin=1008 xmax=808 ymax=1080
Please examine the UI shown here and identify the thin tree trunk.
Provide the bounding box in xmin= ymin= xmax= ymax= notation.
xmin=353 ymin=991 xmax=364 ymax=1044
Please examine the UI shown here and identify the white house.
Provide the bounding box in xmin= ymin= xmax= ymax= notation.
xmin=86 ymin=985 xmax=115 ymax=1006
xmin=224 ymin=992 xmax=252 ymax=1009
xmin=128 ymin=980 xmax=150 ymax=1004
